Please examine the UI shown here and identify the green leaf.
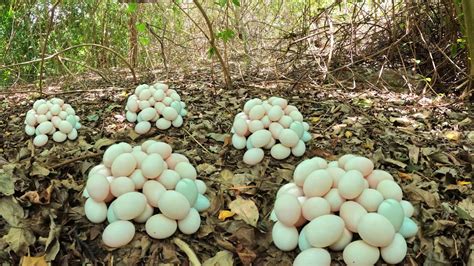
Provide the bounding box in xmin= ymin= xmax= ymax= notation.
xmin=216 ymin=29 xmax=235 ymax=42
xmin=136 ymin=22 xmax=146 ymax=33
xmin=31 ymin=162 xmax=50 ymax=177
xmin=216 ymin=0 xmax=227 ymax=7
xmin=139 ymin=36 xmax=150 ymax=46
xmin=0 ymin=197 xmax=24 ymax=226
xmin=232 ymin=0 xmax=240 ymax=6
xmin=127 ymin=3 xmax=137 ymax=13
xmin=0 ymin=165 xmax=15 ymax=196
xmin=87 ymin=114 xmax=99 ymax=122
xmin=2 ymin=227 xmax=36 ymax=254
xmin=207 ymin=47 xmax=217 ymax=58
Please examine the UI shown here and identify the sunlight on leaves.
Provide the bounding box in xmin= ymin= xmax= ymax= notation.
xmin=21 ymin=256 xmax=47 ymax=266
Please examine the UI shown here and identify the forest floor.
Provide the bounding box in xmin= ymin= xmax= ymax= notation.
xmin=0 ymin=68 xmax=473 ymax=265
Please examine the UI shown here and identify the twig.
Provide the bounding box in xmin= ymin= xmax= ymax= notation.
xmin=183 ymin=128 xmax=211 ymax=154
xmin=1 ymin=43 xmax=137 ymax=84
xmin=173 ymin=238 xmax=201 ymax=266
xmin=61 ymin=56 xmax=113 ymax=84
xmin=51 ymin=151 xmax=104 ymax=169
xmin=38 ymin=0 xmax=61 ymax=95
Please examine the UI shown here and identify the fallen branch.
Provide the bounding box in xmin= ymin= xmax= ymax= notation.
xmin=173 ymin=238 xmax=201 ymax=266
xmin=51 ymin=151 xmax=104 ymax=169
xmin=183 ymin=128 xmax=211 ymax=154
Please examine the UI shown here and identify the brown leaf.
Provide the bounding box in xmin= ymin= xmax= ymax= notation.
xmin=20 ymin=184 xmax=53 ymax=205
xmin=21 ymin=256 xmax=47 ymax=266
xmin=229 ymin=197 xmax=259 ymax=227
xmin=203 ymin=250 xmax=234 ymax=266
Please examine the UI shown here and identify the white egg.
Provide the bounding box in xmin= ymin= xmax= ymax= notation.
xmin=84 ymin=198 xmax=107 ymax=223
xmin=139 ymin=107 xmax=156 ymax=121
xmin=175 ymin=162 xmax=197 ymax=180
xmin=343 ymin=240 xmax=380 ymax=265
xmin=289 ymin=110 xmax=303 ymax=122
xmin=268 ymin=105 xmax=284 ymax=122
xmin=270 ymin=144 xmax=291 ymax=160
xmin=303 ymin=169 xmax=333 ymax=197
xmin=250 ymin=129 xmax=272 ymax=148
xmin=329 ymin=227 xmax=353 ymax=251
xmin=156 ymin=118 xmax=172 ymax=130
xmin=112 ymin=191 xmax=147 ymax=220
xmin=33 ymin=135 xmax=48 ymax=147
xmin=232 ymin=134 xmax=247 ymax=150
xmin=135 ymin=121 xmax=152 ymax=134
xmin=194 ymin=179 xmax=207 ymax=194
xmin=248 ymin=105 xmax=265 ymax=120
xmin=178 ymin=208 xmax=201 ymax=234
xmin=278 ymin=115 xmax=293 ymax=128
xmin=127 ymin=97 xmax=139 ymax=112
xmin=269 ymin=122 xmax=283 ymax=139
xmin=158 ymin=169 xmax=181 ymax=189
xmin=338 ymin=170 xmax=365 ymax=199
xmin=376 ymin=180 xmax=403 ymax=201
xmin=271 ymin=221 xmax=298 ymax=251
xmin=52 ymin=131 xmax=67 ymax=142
xmin=130 ymin=169 xmax=146 ymax=189
xmin=146 ymin=214 xmax=177 ymax=239
xmin=37 ymin=121 xmax=54 ymax=135
xmin=162 ymin=107 xmax=179 ymax=121
xmin=233 ymin=118 xmax=249 ymax=136
xmin=291 ymin=140 xmax=306 ymax=157
xmin=302 ymin=197 xmax=331 ymax=221
xmin=139 ymin=88 xmax=152 ymax=100
xmin=293 ymin=248 xmax=331 ymax=266
xmin=146 ymin=141 xmax=172 ymax=159
xmin=305 ymin=214 xmax=345 ymax=247
xmin=381 ymin=233 xmax=407 ymax=264
xmin=293 ymin=158 xmax=325 ymax=186
xmin=102 ymin=221 xmax=135 ymax=248
xmin=357 ymin=213 xmax=395 ymax=247
xmin=141 ymin=154 xmax=165 ymax=179
xmin=158 ymin=190 xmax=191 ymax=220
xmin=400 ymin=200 xmax=415 ymax=217
xmin=142 ymin=180 xmax=166 ymax=207
xmin=248 ymin=120 xmax=264 ymax=133
xmin=103 ymin=144 xmax=126 ymax=167
xmin=133 ymin=203 xmax=154 ymax=223
xmin=172 ymin=115 xmax=184 ymax=127
xmin=153 ymin=90 xmax=165 ymax=101
xmin=110 ymin=176 xmax=136 ymax=197
xmin=111 ymin=153 xmax=137 ymax=177
xmin=25 ymin=125 xmax=36 ymax=136
xmin=278 ymin=129 xmax=299 ymax=148
xmin=243 ymin=148 xmax=264 ymax=165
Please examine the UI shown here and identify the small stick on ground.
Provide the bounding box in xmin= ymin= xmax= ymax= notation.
xmin=183 ymin=128 xmax=211 ymax=154
xmin=173 ymin=238 xmax=201 ymax=266
xmin=51 ymin=151 xmax=104 ymax=169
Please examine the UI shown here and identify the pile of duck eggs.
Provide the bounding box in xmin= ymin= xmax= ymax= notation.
xmin=24 ymin=98 xmax=81 ymax=147
xmin=125 ymin=83 xmax=187 ymax=134
xmin=83 ymin=141 xmax=210 ymax=248
xmin=231 ymin=97 xmax=311 ymax=165
xmin=271 ymin=155 xmax=418 ymax=265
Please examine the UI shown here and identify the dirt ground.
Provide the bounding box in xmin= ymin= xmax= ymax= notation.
xmin=0 ymin=69 xmax=472 ymax=265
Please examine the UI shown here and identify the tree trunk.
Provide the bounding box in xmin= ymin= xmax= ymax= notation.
xmin=462 ymin=0 xmax=474 ymax=82
xmin=128 ymin=7 xmax=138 ymax=68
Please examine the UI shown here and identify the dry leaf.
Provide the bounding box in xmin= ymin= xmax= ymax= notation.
xmin=203 ymin=250 xmax=234 ymax=266
xmin=218 ymin=210 xmax=235 ymax=221
xmin=21 ymin=256 xmax=47 ymax=266
xmin=229 ymin=197 xmax=259 ymax=227
xmin=443 ymin=130 xmax=460 ymax=141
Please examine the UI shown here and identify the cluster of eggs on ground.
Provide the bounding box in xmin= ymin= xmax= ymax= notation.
xmin=270 ymin=155 xmax=418 ymax=265
xmin=126 ymin=83 xmax=187 ymax=134
xmin=231 ymin=97 xmax=311 ymax=165
xmin=83 ymin=140 xmax=210 ymax=248
xmin=24 ymin=98 xmax=81 ymax=147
